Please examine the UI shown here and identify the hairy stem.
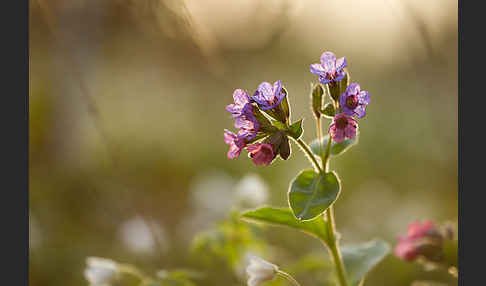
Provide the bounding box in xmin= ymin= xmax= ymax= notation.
xmin=294 ymin=138 xmax=322 ymax=173
xmin=318 ymin=119 xmax=347 ymax=286
xmin=326 ymin=206 xmax=348 ymax=286
xmin=277 ymin=270 xmax=302 ymax=286
xmin=317 ymin=117 xmax=324 ymax=163
xmin=323 ymin=133 xmax=333 ymax=172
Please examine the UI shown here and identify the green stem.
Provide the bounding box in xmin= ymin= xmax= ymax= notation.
xmin=319 ymin=120 xmax=347 ymax=286
xmin=317 ymin=117 xmax=324 ymax=163
xmin=326 ymin=206 xmax=348 ymax=286
xmin=294 ymin=138 xmax=322 ymax=173
xmin=277 ymin=270 xmax=302 ymax=286
xmin=322 ymin=132 xmax=333 ymax=172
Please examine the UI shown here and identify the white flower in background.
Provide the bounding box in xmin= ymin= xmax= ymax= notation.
xmin=84 ymin=257 xmax=119 ymax=286
xmin=118 ymin=216 xmax=169 ymax=255
xmin=190 ymin=171 xmax=235 ymax=216
xmin=246 ymin=255 xmax=278 ymax=286
xmin=234 ymin=174 xmax=269 ymax=208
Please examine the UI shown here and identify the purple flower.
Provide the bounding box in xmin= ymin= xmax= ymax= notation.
xmin=247 ymin=143 xmax=275 ymax=166
xmin=226 ymin=89 xmax=252 ymax=118
xmin=340 ymin=83 xmax=370 ymax=118
xmin=234 ymin=105 xmax=260 ymax=141
xmin=310 ymin=52 xmax=347 ymax=84
xmin=224 ymin=129 xmax=246 ymax=159
xmin=329 ymin=113 xmax=357 ymax=143
xmin=252 ymin=80 xmax=286 ymax=110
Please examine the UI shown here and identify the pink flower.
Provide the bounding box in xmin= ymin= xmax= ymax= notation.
xmin=224 ymin=130 xmax=246 ymax=159
xmin=394 ymin=237 xmax=419 ymax=261
xmin=247 ymin=143 xmax=275 ymax=166
xmin=407 ymin=221 xmax=435 ymax=240
xmin=329 ymin=113 xmax=358 ymax=143
xmin=394 ymin=221 xmax=439 ymax=262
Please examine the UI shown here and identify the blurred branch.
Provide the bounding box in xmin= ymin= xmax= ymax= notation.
xmin=383 ymin=0 xmax=442 ymax=61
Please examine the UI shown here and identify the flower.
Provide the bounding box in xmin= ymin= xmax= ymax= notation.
xmin=234 ymin=174 xmax=269 ymax=207
xmin=84 ymin=257 xmax=119 ymax=286
xmin=226 ymin=89 xmax=252 ymax=118
xmin=394 ymin=238 xmax=418 ymax=261
xmin=246 ymin=255 xmax=278 ymax=286
xmin=340 ymin=83 xmax=370 ymax=118
xmin=252 ymin=80 xmax=286 ymax=110
xmin=310 ymin=51 xmax=347 ymax=84
xmin=394 ymin=221 xmax=442 ymax=262
xmin=247 ymin=143 xmax=275 ymax=166
xmin=407 ymin=221 xmax=436 ymax=240
xmin=329 ymin=113 xmax=358 ymax=143
xmin=224 ymin=130 xmax=246 ymax=159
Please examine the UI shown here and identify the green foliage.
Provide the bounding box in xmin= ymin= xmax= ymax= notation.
xmin=155 ymin=269 xmax=203 ymax=286
xmin=310 ymin=133 xmax=359 ymax=157
xmin=287 ymin=119 xmax=304 ymax=139
xmin=191 ymin=212 xmax=264 ymax=271
xmin=240 ymin=206 xmax=330 ymax=244
xmin=321 ymin=103 xmax=336 ymax=118
xmin=288 ymin=170 xmax=341 ymax=221
xmin=340 ymin=239 xmax=390 ymax=286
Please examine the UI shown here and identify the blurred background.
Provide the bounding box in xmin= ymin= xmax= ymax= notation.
xmin=29 ymin=0 xmax=457 ymax=285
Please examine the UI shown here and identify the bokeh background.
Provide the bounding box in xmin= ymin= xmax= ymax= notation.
xmin=29 ymin=0 xmax=458 ymax=285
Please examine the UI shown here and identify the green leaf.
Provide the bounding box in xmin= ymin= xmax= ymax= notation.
xmin=271 ymin=120 xmax=287 ymax=131
xmin=241 ymin=206 xmax=330 ymax=244
xmin=288 ymin=170 xmax=340 ymax=221
xmin=287 ymin=119 xmax=304 ymax=139
xmin=310 ymin=133 xmax=358 ymax=157
xmin=253 ymin=106 xmax=274 ymax=132
xmin=321 ymin=103 xmax=335 ymax=118
xmin=341 ymin=239 xmax=390 ymax=286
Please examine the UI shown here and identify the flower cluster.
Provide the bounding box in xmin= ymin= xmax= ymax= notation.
xmin=394 ymin=221 xmax=448 ymax=262
xmin=310 ymin=51 xmax=371 ymax=143
xmin=224 ymin=81 xmax=293 ymax=166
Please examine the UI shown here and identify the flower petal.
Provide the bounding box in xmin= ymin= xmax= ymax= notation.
xmin=233 ymin=89 xmax=250 ymax=106
xmin=273 ymin=80 xmax=282 ymax=95
xmin=310 ymin=63 xmax=326 ymax=76
xmin=336 ymin=57 xmax=347 ymax=71
xmin=347 ymin=83 xmax=361 ymax=95
xmin=358 ymin=90 xmax=370 ymax=105
xmin=256 ymin=82 xmax=273 ymax=100
xmin=320 ymin=51 xmax=336 ymax=72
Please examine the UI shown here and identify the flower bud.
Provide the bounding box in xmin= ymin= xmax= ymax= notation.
xmin=247 ymin=143 xmax=275 ymax=166
xmin=279 ymin=136 xmax=291 ymax=160
xmin=328 ymin=81 xmax=341 ymax=102
xmin=84 ymin=257 xmax=119 ymax=286
xmin=246 ymin=255 xmax=278 ymax=286
xmin=264 ymin=131 xmax=286 ymax=159
xmin=311 ymin=83 xmax=323 ymax=118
